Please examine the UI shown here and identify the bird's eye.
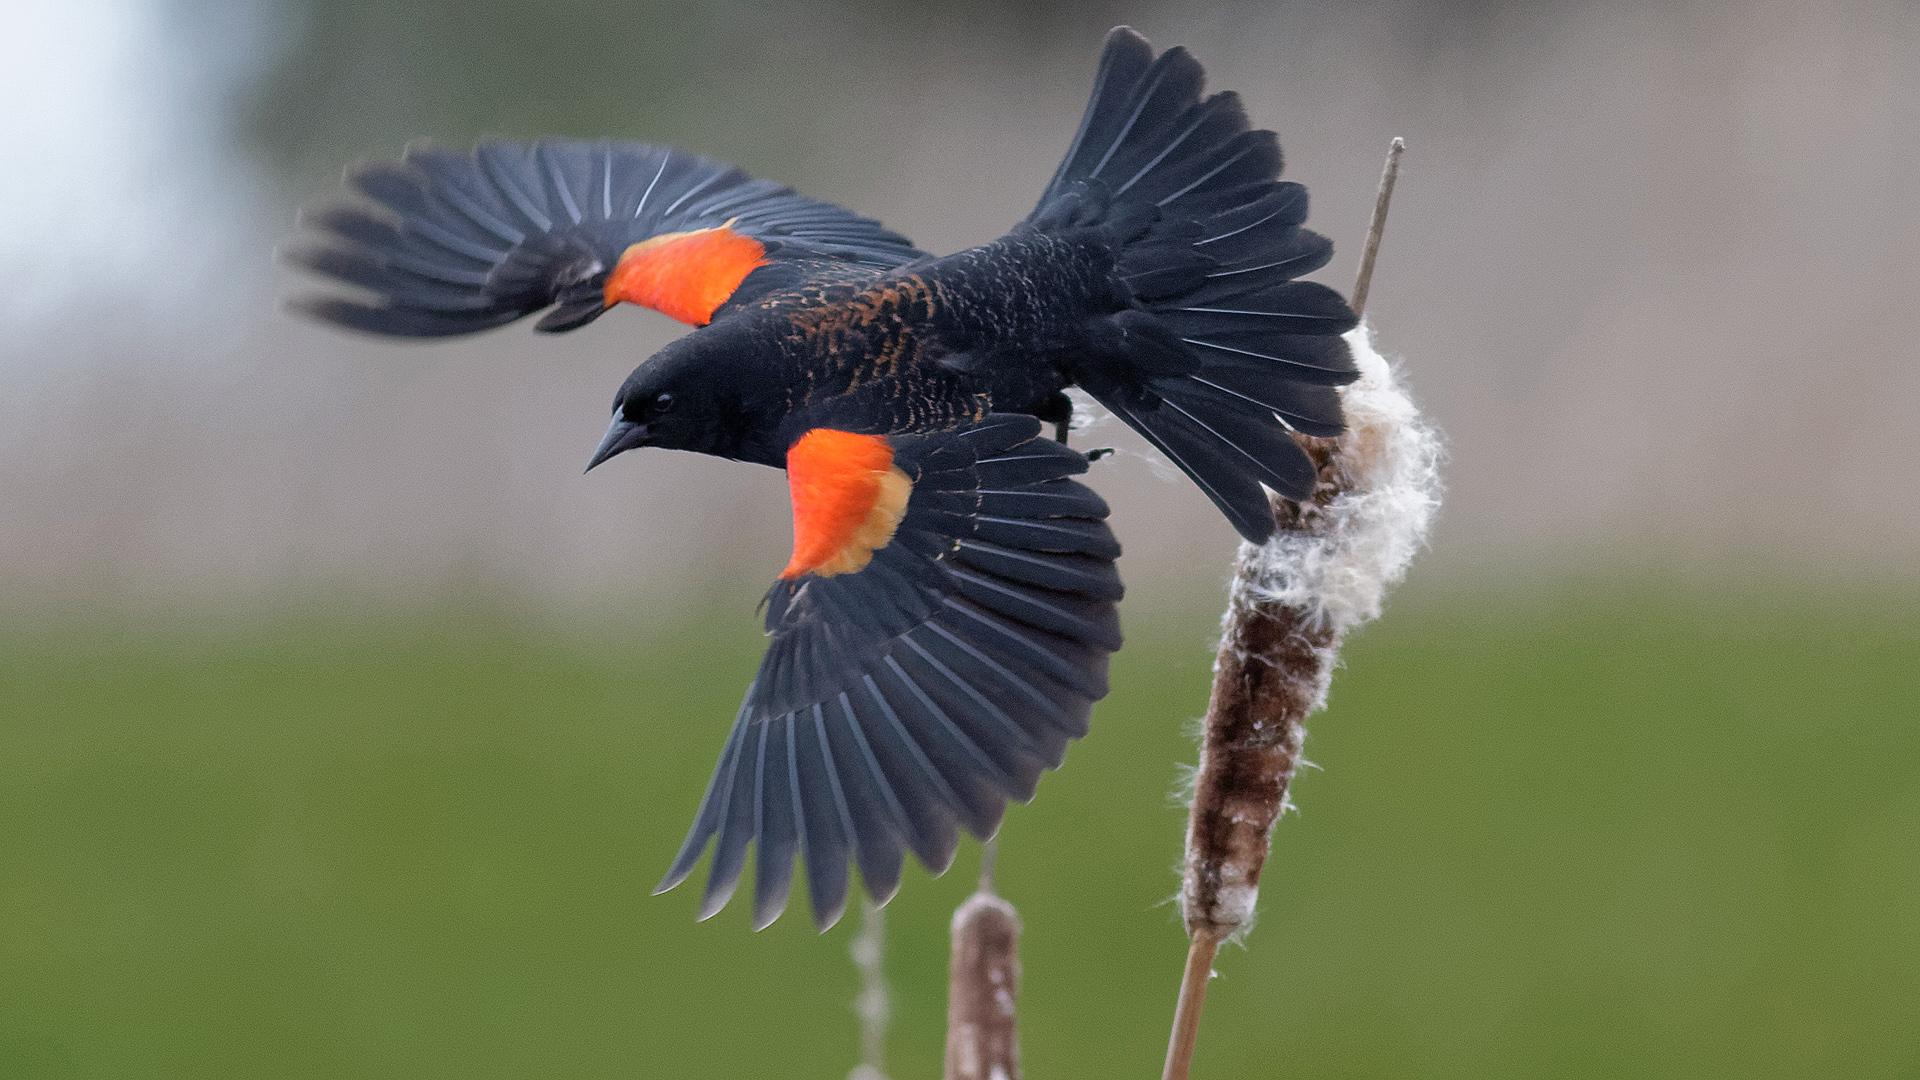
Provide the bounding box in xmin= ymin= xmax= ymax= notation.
xmin=653 ymin=391 xmax=676 ymax=414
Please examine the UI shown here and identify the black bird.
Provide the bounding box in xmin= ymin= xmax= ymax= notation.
xmin=287 ymin=27 xmax=1359 ymax=929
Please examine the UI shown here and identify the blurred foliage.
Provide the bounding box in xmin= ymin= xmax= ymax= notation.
xmin=3 ymin=582 xmax=1916 ymax=1078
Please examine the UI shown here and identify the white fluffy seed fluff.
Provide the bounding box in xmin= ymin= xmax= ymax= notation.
xmin=1240 ymin=323 xmax=1442 ymax=654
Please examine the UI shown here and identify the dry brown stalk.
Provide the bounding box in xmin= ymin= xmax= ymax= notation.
xmin=1349 ymin=137 xmax=1406 ymax=317
xmin=1163 ymin=925 xmax=1222 ymax=1080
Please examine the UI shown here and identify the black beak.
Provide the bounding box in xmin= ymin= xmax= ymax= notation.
xmin=585 ymin=416 xmax=648 ymax=473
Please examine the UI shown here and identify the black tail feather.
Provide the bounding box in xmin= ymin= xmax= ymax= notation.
xmin=1031 ymin=27 xmax=1360 ymax=542
xmin=1101 ymin=390 xmax=1305 ymax=542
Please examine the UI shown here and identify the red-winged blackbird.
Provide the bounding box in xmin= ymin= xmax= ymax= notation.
xmin=287 ymin=27 xmax=1358 ymax=929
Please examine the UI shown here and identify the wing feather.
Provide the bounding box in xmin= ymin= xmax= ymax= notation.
xmin=288 ymin=139 xmax=925 ymax=336
xmin=658 ymin=416 xmax=1123 ymax=927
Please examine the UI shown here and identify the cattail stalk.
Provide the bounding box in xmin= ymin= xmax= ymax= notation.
xmin=1162 ymin=138 xmax=1438 ymax=1080
xmin=848 ymin=900 xmax=892 ymax=1080
xmin=1349 ymin=137 xmax=1405 ymax=316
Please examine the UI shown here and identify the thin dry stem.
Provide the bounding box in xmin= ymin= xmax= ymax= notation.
xmin=944 ymin=891 xmax=1022 ymax=1080
xmin=1350 ymin=137 xmax=1405 ymax=318
xmin=849 ymin=900 xmax=891 ymax=1080
xmin=1162 ymin=930 xmax=1220 ymax=1080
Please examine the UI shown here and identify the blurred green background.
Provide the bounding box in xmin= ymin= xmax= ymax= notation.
xmin=5 ymin=0 xmax=1919 ymax=1076
xmin=7 ymin=582 xmax=1918 ymax=1078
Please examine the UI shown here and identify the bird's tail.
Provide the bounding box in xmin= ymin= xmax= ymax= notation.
xmin=1026 ymin=27 xmax=1359 ymax=543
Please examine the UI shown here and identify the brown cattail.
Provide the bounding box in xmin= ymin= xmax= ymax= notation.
xmin=1181 ymin=323 xmax=1439 ymax=933
xmin=1165 ymin=322 xmax=1441 ymax=1079
xmin=944 ymin=891 xmax=1022 ymax=1080
xmin=1161 ymin=135 xmax=1435 ymax=1080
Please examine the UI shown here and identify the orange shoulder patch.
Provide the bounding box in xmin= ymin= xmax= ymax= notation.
xmin=602 ymin=221 xmax=768 ymax=326
xmin=781 ymin=430 xmax=913 ymax=580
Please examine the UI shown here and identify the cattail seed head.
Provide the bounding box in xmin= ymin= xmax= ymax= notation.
xmin=944 ymin=891 xmax=1022 ymax=1080
xmin=1180 ymin=325 xmax=1441 ymax=939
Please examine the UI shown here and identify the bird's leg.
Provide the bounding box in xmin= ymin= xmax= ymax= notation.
xmin=1038 ymin=390 xmax=1074 ymax=445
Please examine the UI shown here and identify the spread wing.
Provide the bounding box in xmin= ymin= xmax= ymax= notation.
xmin=285 ymin=139 xmax=926 ymax=336
xmin=655 ymin=416 xmax=1124 ymax=930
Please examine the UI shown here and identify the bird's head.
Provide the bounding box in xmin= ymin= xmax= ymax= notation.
xmin=584 ymin=334 xmax=766 ymax=471
xmin=585 ymin=362 xmax=699 ymax=470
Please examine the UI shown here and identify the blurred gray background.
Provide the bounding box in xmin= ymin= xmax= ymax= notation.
xmin=6 ymin=0 xmax=1916 ymax=614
